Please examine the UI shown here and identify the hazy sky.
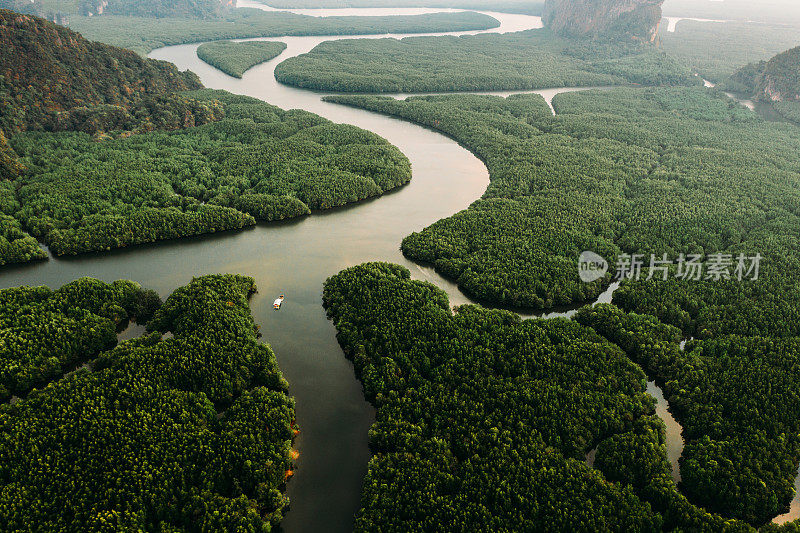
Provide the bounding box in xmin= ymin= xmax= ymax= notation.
xmin=662 ymin=0 xmax=800 ymax=24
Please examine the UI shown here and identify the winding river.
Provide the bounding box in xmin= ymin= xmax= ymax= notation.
xmin=1 ymin=9 xmax=548 ymax=533
xmin=6 ymin=5 xmax=792 ymax=530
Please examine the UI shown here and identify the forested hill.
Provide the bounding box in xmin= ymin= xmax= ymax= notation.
xmin=731 ymin=46 xmax=800 ymax=102
xmin=0 ymin=9 xmax=215 ymax=134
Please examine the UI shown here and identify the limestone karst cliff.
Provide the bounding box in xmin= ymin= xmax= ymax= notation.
xmin=543 ymin=0 xmax=665 ymax=41
xmin=729 ymin=46 xmax=800 ymax=103
xmin=757 ymin=47 xmax=799 ymax=102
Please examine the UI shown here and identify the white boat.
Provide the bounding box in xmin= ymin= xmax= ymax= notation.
xmin=273 ymin=295 xmax=285 ymax=309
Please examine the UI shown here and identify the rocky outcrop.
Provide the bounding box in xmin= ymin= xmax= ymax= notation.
xmin=731 ymin=46 xmax=800 ymax=102
xmin=543 ymin=0 xmax=665 ymax=41
xmin=757 ymin=47 xmax=800 ymax=102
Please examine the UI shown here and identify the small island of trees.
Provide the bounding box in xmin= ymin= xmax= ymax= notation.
xmin=197 ymin=40 xmax=288 ymax=78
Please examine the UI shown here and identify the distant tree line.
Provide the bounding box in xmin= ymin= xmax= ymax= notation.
xmin=275 ymin=29 xmax=699 ymax=93
xmin=69 ymin=9 xmax=500 ymax=55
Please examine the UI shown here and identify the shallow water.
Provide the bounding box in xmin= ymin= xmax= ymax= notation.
xmin=775 ymin=465 xmax=800 ymax=524
xmin=646 ymin=381 xmax=684 ymax=483
xmin=664 ymin=16 xmax=728 ymax=32
xmin=701 ymin=77 xmax=797 ymax=125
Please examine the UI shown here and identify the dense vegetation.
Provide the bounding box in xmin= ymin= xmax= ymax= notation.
xmin=329 ymin=85 xmax=800 ymax=526
xmin=6 ymin=90 xmax=410 ymax=256
xmin=774 ymin=101 xmax=800 ymax=124
xmin=197 ymin=40 xmax=287 ymax=78
xmin=256 ymin=0 xmax=544 ymax=15
xmin=659 ymin=20 xmax=800 ymax=84
xmin=328 ymin=87 xmax=786 ymax=311
xmin=0 ymin=10 xmax=209 ymax=134
xmin=0 ymin=170 xmax=45 ymax=265
xmin=577 ymin=305 xmax=800 ymax=525
xmin=0 ymin=133 xmax=19 ymax=181
xmin=0 ymin=278 xmax=160 ymax=401
xmin=0 ymin=214 xmax=46 ymax=266
xmin=69 ymin=9 xmax=500 ymax=55
xmin=0 ymin=274 xmax=297 ymax=530
xmin=0 ymin=176 xmax=46 ymax=265
xmin=276 ymin=29 xmax=699 ymax=92
xmin=323 ymin=263 xmax=754 ymax=531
